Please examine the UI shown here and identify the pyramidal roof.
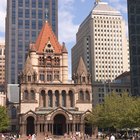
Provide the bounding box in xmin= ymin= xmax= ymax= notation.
xmin=76 ymin=57 xmax=88 ymax=75
xmin=92 ymin=2 xmax=121 ymax=15
xmin=34 ymin=21 xmax=62 ymax=53
xmin=23 ymin=55 xmax=34 ymax=74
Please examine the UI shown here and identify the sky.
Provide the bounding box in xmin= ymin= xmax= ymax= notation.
xmin=0 ymin=0 xmax=127 ymax=78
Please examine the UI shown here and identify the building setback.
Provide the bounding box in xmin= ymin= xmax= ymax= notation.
xmin=18 ymin=20 xmax=93 ymax=136
xmin=127 ymin=0 xmax=140 ymax=96
xmin=5 ymin=0 xmax=58 ymax=84
xmin=72 ymin=1 xmax=129 ymax=82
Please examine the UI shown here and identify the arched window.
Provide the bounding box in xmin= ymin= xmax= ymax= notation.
xmin=79 ymin=90 xmax=84 ymax=101
xmin=62 ymin=90 xmax=66 ymax=107
xmin=31 ymin=90 xmax=35 ymax=100
xmin=69 ymin=90 xmax=74 ymax=107
xmin=11 ymin=106 xmax=17 ymax=119
xmin=24 ymin=90 xmax=28 ymax=100
xmin=85 ymin=91 xmax=90 ymax=101
xmin=40 ymin=90 xmax=46 ymax=107
xmin=48 ymin=90 xmax=53 ymax=107
xmin=55 ymin=90 xmax=59 ymax=107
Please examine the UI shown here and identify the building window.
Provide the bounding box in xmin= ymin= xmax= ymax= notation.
xmin=24 ymin=90 xmax=28 ymax=100
xmin=40 ymin=74 xmax=45 ymax=81
xmin=11 ymin=106 xmax=17 ymax=119
xmin=48 ymin=90 xmax=53 ymax=107
xmin=79 ymin=91 xmax=84 ymax=101
xmin=55 ymin=90 xmax=59 ymax=107
xmin=62 ymin=90 xmax=66 ymax=107
xmin=40 ymin=90 xmax=46 ymax=107
xmin=69 ymin=91 xmax=74 ymax=107
xmin=31 ymin=90 xmax=35 ymax=100
xmin=54 ymin=70 xmax=59 ymax=80
xmin=47 ymin=71 xmax=52 ymax=81
xmin=85 ymin=91 xmax=90 ymax=101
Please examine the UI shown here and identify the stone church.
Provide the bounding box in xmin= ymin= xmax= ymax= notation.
xmin=19 ymin=20 xmax=93 ymax=136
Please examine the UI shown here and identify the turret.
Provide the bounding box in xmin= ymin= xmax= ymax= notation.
xmin=62 ymin=42 xmax=68 ymax=83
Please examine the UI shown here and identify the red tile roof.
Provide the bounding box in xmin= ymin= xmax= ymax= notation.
xmin=34 ymin=21 xmax=62 ymax=53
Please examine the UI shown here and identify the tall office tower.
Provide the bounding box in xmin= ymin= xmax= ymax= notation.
xmin=5 ymin=0 xmax=58 ymax=84
xmin=0 ymin=42 xmax=5 ymax=85
xmin=72 ymin=1 xmax=129 ymax=82
xmin=128 ymin=0 xmax=140 ymax=96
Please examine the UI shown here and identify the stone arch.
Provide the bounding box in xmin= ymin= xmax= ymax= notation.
xmin=51 ymin=110 xmax=69 ymax=122
xmin=84 ymin=115 xmax=92 ymax=136
xmin=53 ymin=114 xmax=66 ymax=135
xmin=55 ymin=90 xmax=59 ymax=107
xmin=24 ymin=90 xmax=29 ymax=100
xmin=26 ymin=116 xmax=35 ymax=136
xmin=11 ymin=106 xmax=17 ymax=119
xmin=30 ymin=90 xmax=35 ymax=100
xmin=62 ymin=90 xmax=66 ymax=107
xmin=40 ymin=90 xmax=46 ymax=107
xmin=68 ymin=90 xmax=74 ymax=107
xmin=48 ymin=90 xmax=53 ymax=107
xmin=85 ymin=90 xmax=90 ymax=101
xmin=79 ymin=90 xmax=84 ymax=101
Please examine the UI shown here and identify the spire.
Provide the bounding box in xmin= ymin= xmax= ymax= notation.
xmin=22 ymin=55 xmax=34 ymax=74
xmin=45 ymin=8 xmax=49 ymax=21
xmin=76 ymin=57 xmax=88 ymax=75
xmin=62 ymin=42 xmax=68 ymax=53
xmin=95 ymin=0 xmax=101 ymax=4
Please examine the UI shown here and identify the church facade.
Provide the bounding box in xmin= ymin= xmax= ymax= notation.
xmin=19 ymin=21 xmax=93 ymax=136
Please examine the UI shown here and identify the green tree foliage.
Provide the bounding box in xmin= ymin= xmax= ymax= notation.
xmin=0 ymin=106 xmax=9 ymax=131
xmin=87 ymin=93 xmax=140 ymax=130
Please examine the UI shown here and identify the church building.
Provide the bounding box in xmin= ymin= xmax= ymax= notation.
xmin=19 ymin=20 xmax=93 ymax=136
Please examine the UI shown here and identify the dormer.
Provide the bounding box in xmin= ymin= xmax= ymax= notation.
xmin=44 ymin=39 xmax=54 ymax=55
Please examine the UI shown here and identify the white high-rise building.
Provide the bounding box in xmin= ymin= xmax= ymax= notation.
xmin=72 ymin=1 xmax=129 ymax=82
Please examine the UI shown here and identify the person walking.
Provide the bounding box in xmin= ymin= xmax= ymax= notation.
xmin=110 ymin=134 xmax=115 ymax=140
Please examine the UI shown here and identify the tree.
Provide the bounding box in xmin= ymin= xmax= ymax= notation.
xmin=87 ymin=93 xmax=140 ymax=131
xmin=0 ymin=106 xmax=9 ymax=131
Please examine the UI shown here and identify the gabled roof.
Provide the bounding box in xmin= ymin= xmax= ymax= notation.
xmin=76 ymin=57 xmax=88 ymax=75
xmin=34 ymin=21 xmax=62 ymax=53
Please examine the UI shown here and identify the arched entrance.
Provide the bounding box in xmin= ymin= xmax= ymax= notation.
xmin=26 ymin=116 xmax=35 ymax=136
xmin=53 ymin=114 xmax=66 ymax=135
xmin=84 ymin=118 xmax=92 ymax=136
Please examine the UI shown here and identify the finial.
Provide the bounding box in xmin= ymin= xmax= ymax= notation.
xmin=95 ymin=0 xmax=101 ymax=4
xmin=45 ymin=8 xmax=49 ymax=21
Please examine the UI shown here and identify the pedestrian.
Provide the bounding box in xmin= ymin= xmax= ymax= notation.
xmin=32 ymin=134 xmax=36 ymax=140
xmin=28 ymin=134 xmax=32 ymax=140
xmin=110 ymin=134 xmax=115 ymax=140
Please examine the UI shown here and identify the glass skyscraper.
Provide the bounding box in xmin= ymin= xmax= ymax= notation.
xmin=5 ymin=0 xmax=58 ymax=84
xmin=128 ymin=0 xmax=140 ymax=96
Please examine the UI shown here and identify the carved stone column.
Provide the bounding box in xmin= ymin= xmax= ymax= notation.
xmin=66 ymin=94 xmax=69 ymax=108
xmin=80 ymin=123 xmax=84 ymax=134
xmin=45 ymin=122 xmax=48 ymax=133
xmin=53 ymin=92 xmax=55 ymax=107
xmin=59 ymin=92 xmax=62 ymax=106
xmin=46 ymin=93 xmax=48 ymax=108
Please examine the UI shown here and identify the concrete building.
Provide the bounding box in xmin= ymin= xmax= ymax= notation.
xmin=72 ymin=1 xmax=129 ymax=82
xmin=93 ymin=71 xmax=131 ymax=106
xmin=5 ymin=0 xmax=58 ymax=84
xmin=0 ymin=42 xmax=5 ymax=85
xmin=127 ymin=0 xmax=140 ymax=96
xmin=18 ymin=21 xmax=93 ymax=136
